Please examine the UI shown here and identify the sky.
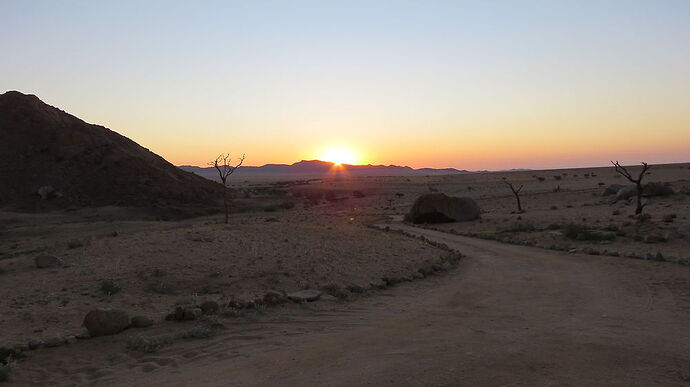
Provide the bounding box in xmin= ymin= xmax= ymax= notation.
xmin=2 ymin=0 xmax=689 ymax=170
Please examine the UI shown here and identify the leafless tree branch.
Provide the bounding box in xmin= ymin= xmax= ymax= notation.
xmin=209 ymin=153 xmax=246 ymax=223
xmin=611 ymin=161 xmax=650 ymax=215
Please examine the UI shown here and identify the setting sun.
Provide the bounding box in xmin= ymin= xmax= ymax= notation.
xmin=320 ymin=148 xmax=357 ymax=166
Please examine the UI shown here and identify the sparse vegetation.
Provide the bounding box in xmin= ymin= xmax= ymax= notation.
xmin=323 ymin=283 xmax=348 ymax=300
xmin=100 ymin=279 xmax=121 ymax=295
xmin=177 ymin=326 xmax=215 ymax=340
xmin=0 ymin=363 xmax=10 ymax=383
xmin=127 ymin=326 xmax=215 ymax=354
xmin=562 ymin=223 xmax=616 ymax=241
xmin=127 ymin=335 xmax=170 ymax=353
xmin=502 ymin=222 xmax=536 ymax=233
xmin=0 ymin=355 xmax=12 ymax=383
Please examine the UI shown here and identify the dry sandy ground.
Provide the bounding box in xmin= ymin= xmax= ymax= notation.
xmin=2 ymin=162 xmax=689 ymax=385
xmin=302 ymin=162 xmax=690 ymax=262
xmin=0 ymin=209 xmax=448 ymax=351
xmin=6 ymin=222 xmax=690 ymax=386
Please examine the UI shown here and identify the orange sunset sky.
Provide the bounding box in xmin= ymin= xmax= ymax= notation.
xmin=2 ymin=1 xmax=689 ymax=170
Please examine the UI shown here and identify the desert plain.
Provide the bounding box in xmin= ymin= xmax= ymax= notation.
xmin=1 ymin=162 xmax=689 ymax=386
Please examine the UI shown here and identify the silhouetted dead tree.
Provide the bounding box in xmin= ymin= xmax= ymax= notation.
xmin=503 ymin=180 xmax=524 ymax=213
xmin=210 ymin=154 xmax=245 ymax=224
xmin=611 ymin=161 xmax=650 ymax=215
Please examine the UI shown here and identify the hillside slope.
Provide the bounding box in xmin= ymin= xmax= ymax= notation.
xmin=0 ymin=91 xmax=222 ymax=212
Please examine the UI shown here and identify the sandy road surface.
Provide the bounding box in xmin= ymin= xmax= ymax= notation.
xmin=15 ymin=224 xmax=690 ymax=386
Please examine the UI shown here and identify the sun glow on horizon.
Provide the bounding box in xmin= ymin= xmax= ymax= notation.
xmin=319 ymin=147 xmax=357 ymax=166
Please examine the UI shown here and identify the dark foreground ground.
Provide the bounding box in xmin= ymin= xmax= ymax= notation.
xmin=8 ymin=222 xmax=690 ymax=386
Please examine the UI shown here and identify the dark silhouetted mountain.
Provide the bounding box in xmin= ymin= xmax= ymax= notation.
xmin=0 ymin=91 xmax=222 ymax=212
xmin=180 ymin=160 xmax=469 ymax=180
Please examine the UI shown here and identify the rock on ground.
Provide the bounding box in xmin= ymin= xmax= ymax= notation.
xmin=83 ymin=309 xmax=130 ymax=337
xmin=287 ymin=290 xmax=322 ymax=302
xmin=405 ymin=193 xmax=480 ymax=224
xmin=34 ymin=254 xmax=63 ymax=268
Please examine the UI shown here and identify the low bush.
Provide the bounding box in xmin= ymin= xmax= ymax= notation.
xmin=127 ymin=327 xmax=215 ymax=354
xmin=127 ymin=335 xmax=170 ymax=353
xmin=323 ymin=283 xmax=348 ymax=300
xmin=502 ymin=222 xmax=537 ymax=233
xmin=100 ymin=279 xmax=121 ymax=295
xmin=0 ymin=356 xmax=12 ymax=382
xmin=562 ymin=223 xmax=616 ymax=241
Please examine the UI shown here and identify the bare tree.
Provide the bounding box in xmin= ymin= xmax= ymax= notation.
xmin=210 ymin=154 xmax=245 ymax=224
xmin=611 ymin=161 xmax=650 ymax=215
xmin=503 ymin=180 xmax=524 ymax=213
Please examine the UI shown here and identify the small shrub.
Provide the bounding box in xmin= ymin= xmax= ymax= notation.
xmin=0 ymin=354 xmax=13 ymax=382
xmin=352 ymin=190 xmax=366 ymax=198
xmin=100 ymin=279 xmax=121 ymax=295
xmin=128 ymin=326 xmax=215 ymax=354
xmin=151 ymin=268 xmax=167 ymax=277
xmin=195 ymin=284 xmax=219 ymax=295
xmin=0 ymin=267 xmax=6 ymax=275
xmin=562 ymin=223 xmax=616 ymax=241
xmin=0 ymin=362 xmax=10 ymax=383
xmin=323 ymin=284 xmax=348 ymax=301
xmin=127 ymin=335 xmax=170 ymax=353
xmin=177 ymin=326 xmax=214 ymax=340
xmin=502 ymin=222 xmax=536 ymax=233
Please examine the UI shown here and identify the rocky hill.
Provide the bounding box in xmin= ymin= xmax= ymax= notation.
xmin=0 ymin=91 xmax=222 ymax=214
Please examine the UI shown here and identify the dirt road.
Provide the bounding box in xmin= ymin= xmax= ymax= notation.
xmin=16 ymin=224 xmax=690 ymax=386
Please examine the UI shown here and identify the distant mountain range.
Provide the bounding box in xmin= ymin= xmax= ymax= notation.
xmin=179 ymin=160 xmax=470 ymax=179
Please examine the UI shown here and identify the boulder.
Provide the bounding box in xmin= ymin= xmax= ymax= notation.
xmin=287 ymin=290 xmax=321 ymax=302
xmin=34 ymin=254 xmax=63 ymax=269
xmin=602 ymin=184 xmax=629 ymax=196
xmin=83 ymin=309 xmax=130 ymax=337
xmin=405 ymin=193 xmax=480 ymax=224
